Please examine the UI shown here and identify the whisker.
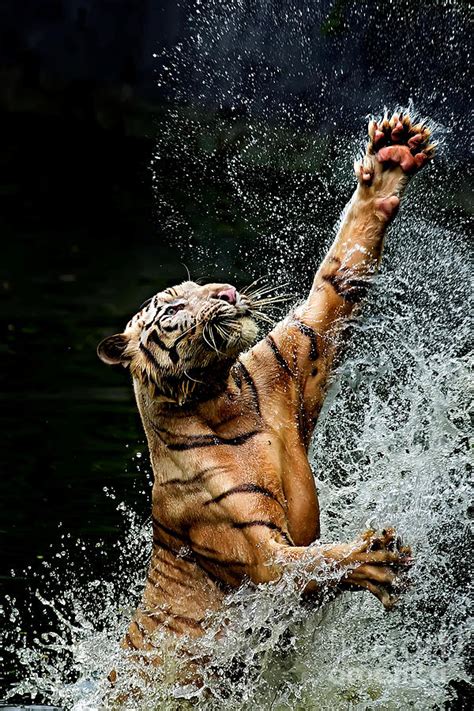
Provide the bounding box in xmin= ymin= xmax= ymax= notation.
xmin=180 ymin=262 xmax=192 ymax=282
xmin=201 ymin=329 xmax=216 ymax=353
xmin=203 ymin=324 xmax=226 ymax=355
xmin=219 ymin=319 xmax=239 ymax=328
xmin=240 ymin=275 xmax=267 ymax=295
xmin=252 ymin=311 xmax=277 ymax=326
xmin=250 ymin=295 xmax=293 ymax=306
xmin=248 ymin=280 xmax=290 ymax=295
xmin=245 ymin=282 xmax=291 ymax=300
xmin=184 ymin=369 xmax=205 ymax=385
xmin=170 ymin=321 xmax=199 ymax=346
xmin=214 ymin=324 xmax=228 ymax=340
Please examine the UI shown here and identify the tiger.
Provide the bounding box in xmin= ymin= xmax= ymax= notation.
xmin=98 ymin=109 xmax=435 ymax=660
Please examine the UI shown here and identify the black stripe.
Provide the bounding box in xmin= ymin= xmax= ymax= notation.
xmin=152 ymin=517 xmax=188 ymax=542
xmin=168 ymin=346 xmax=180 ymax=365
xmin=140 ymin=342 xmax=161 ymax=370
xmin=162 ymin=322 xmax=180 ymax=333
xmin=154 ymin=545 xmax=193 ymax=571
xmin=156 ymin=569 xmax=194 ymax=589
xmin=204 ymin=483 xmax=285 ymax=509
xmin=152 ymin=537 xmax=183 ymax=557
xmin=146 ymin=330 xmax=180 ymax=364
xmin=265 ymin=335 xmax=293 ymax=376
xmin=159 ymin=466 xmax=222 ymax=487
xmin=293 ymin=320 xmax=319 ymax=361
xmin=152 ymin=423 xmax=260 ymax=451
xmin=233 ymin=519 xmax=293 ymax=544
xmin=322 ymin=271 xmax=370 ymax=304
xmin=235 ymin=360 xmax=261 ymax=415
xmin=194 ymin=550 xmax=248 ymax=568
xmin=233 ymin=519 xmax=281 ymax=532
xmin=167 ymin=431 xmax=259 ymax=450
xmin=146 ymin=574 xmax=165 ymax=592
xmin=232 ymin=367 xmax=242 ymax=388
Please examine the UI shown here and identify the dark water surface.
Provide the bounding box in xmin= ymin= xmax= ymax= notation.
xmin=1 ymin=113 xmax=169 ymax=574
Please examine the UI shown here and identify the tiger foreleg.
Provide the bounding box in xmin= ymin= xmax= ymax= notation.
xmin=260 ymin=528 xmax=413 ymax=609
xmin=292 ymin=109 xmax=435 ymax=421
xmin=311 ymin=109 xmax=435 ymax=324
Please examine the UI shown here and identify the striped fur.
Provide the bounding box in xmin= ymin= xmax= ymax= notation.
xmin=98 ymin=109 xmax=434 ymax=665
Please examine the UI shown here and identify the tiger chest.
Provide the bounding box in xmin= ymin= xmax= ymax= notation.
xmin=279 ymin=440 xmax=320 ymax=546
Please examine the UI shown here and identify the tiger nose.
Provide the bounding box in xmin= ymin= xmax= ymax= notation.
xmin=217 ymin=287 xmax=238 ymax=304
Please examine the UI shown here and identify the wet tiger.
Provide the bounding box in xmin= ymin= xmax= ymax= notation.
xmin=98 ymin=110 xmax=435 ymax=656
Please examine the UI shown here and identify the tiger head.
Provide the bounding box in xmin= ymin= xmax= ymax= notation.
xmin=97 ymin=281 xmax=261 ymax=404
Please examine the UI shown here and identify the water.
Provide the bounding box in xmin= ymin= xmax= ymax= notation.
xmin=1 ymin=1 xmax=472 ymax=708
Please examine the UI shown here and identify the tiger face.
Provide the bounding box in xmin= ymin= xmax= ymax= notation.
xmin=97 ymin=281 xmax=260 ymax=403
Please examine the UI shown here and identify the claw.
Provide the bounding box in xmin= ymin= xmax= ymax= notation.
xmin=369 ymin=110 xmax=435 ymax=174
xmin=346 ymin=526 xmax=413 ymax=608
xmin=408 ymin=133 xmax=423 ymax=150
xmin=368 ymin=120 xmax=377 ymax=139
xmin=389 ymin=112 xmax=400 ymax=127
xmin=391 ymin=121 xmax=404 ymax=142
xmin=414 ymin=152 xmax=428 ymax=168
xmin=383 ymin=593 xmax=399 ymax=610
xmin=374 ymin=129 xmax=385 ymax=145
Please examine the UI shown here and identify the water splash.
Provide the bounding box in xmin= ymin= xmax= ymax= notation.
xmin=3 ymin=188 xmax=471 ymax=710
xmin=2 ymin=0 xmax=471 ymax=708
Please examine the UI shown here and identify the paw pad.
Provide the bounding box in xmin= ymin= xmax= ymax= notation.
xmin=367 ymin=108 xmax=436 ymax=175
xmin=375 ymin=195 xmax=400 ymax=220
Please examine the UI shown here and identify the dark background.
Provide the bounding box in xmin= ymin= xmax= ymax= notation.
xmin=0 ymin=0 xmax=471 ymax=705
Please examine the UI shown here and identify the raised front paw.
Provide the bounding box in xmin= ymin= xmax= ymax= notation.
xmin=354 ymin=108 xmax=436 ymax=221
xmin=341 ymin=528 xmax=413 ymax=609
xmin=356 ymin=108 xmax=436 ymax=186
xmin=370 ymin=109 xmax=435 ymax=173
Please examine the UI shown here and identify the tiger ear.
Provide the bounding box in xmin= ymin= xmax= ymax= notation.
xmin=97 ymin=333 xmax=131 ymax=366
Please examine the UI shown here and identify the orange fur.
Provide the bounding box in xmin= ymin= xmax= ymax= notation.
xmin=98 ymin=109 xmax=434 ymax=660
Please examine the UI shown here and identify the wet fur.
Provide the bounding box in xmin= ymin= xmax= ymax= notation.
xmin=98 ymin=109 xmax=434 ymax=661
